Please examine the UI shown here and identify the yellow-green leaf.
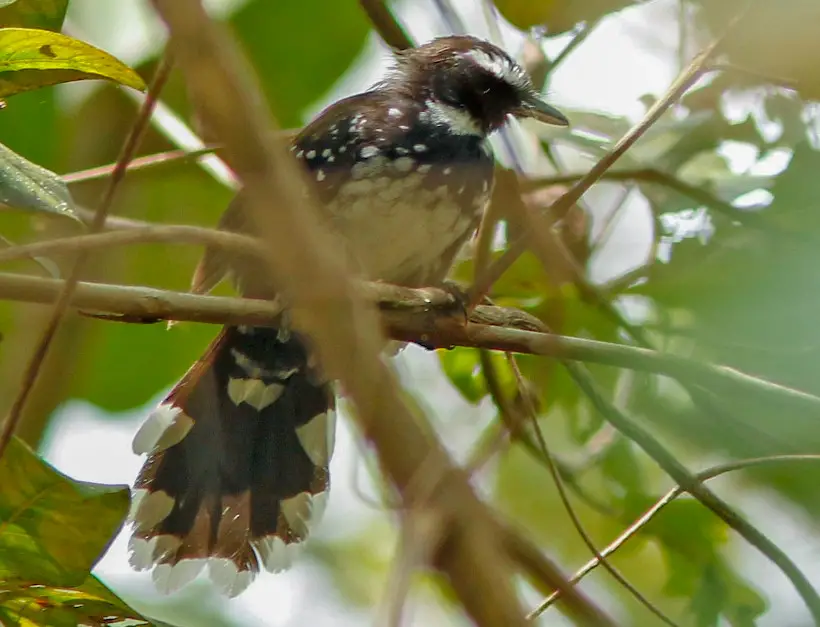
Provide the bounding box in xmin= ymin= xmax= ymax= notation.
xmin=0 ymin=576 xmax=150 ymax=627
xmin=0 ymin=436 xmax=130 ymax=587
xmin=0 ymin=27 xmax=146 ymax=97
xmin=0 ymin=0 xmax=68 ymax=31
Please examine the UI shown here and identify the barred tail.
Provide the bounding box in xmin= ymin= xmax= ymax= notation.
xmin=127 ymin=325 xmax=335 ymax=596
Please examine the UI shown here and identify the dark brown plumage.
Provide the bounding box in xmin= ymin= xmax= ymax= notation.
xmin=128 ymin=34 xmax=568 ymax=597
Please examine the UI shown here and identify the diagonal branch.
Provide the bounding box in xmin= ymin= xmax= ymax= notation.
xmin=530 ymin=453 xmax=820 ymax=619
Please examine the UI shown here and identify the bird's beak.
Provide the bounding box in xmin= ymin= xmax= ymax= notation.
xmin=514 ymin=93 xmax=569 ymax=127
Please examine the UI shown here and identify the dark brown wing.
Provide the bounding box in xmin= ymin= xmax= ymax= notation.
xmin=191 ymin=91 xmax=388 ymax=294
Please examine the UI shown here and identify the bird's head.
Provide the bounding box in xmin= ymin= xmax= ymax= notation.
xmin=389 ymin=35 xmax=569 ymax=136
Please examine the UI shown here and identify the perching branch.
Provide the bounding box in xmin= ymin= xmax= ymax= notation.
xmin=1 ymin=269 xmax=820 ymax=420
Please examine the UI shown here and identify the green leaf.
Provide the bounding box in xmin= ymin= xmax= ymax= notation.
xmin=0 ymin=27 xmax=146 ymax=97
xmin=0 ymin=0 xmax=68 ymax=31
xmin=0 ymin=140 xmax=77 ymax=220
xmin=0 ymin=436 xmax=129 ymax=587
xmin=230 ymin=0 xmax=370 ymax=128
xmin=0 ymin=575 xmax=150 ymax=627
xmin=438 ymin=347 xmax=487 ymax=403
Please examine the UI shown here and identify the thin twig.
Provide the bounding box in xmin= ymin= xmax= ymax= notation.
xmin=62 ymin=146 xmax=219 ymax=185
xmin=502 ymin=524 xmax=617 ymax=626
xmin=564 ymin=363 xmax=820 ymax=623
xmin=376 ymin=508 xmax=447 ymax=627
xmin=0 ymin=225 xmax=263 ymax=266
xmin=506 ymin=355 xmax=679 ymax=627
xmin=530 ymin=453 xmax=820 ymax=618
xmin=477 ymin=349 xmax=612 ymax=515
xmin=520 ymin=167 xmax=778 ymax=233
xmin=358 ymin=0 xmax=413 ymax=50
xmin=0 ymin=53 xmax=173 ymax=459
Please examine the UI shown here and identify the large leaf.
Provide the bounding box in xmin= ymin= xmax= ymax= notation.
xmin=0 ymin=436 xmax=129 ymax=587
xmin=230 ymin=0 xmax=370 ymax=127
xmin=494 ymin=0 xmax=638 ymax=34
xmin=693 ymin=0 xmax=820 ymax=100
xmin=0 ymin=576 xmax=150 ymax=627
xmin=0 ymin=0 xmax=68 ymax=31
xmin=0 ymin=139 xmax=77 ymax=220
xmin=0 ymin=27 xmax=145 ymax=97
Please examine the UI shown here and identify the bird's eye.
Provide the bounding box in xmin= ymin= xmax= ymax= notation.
xmin=434 ymin=78 xmax=467 ymax=109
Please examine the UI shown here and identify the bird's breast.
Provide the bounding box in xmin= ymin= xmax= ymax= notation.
xmin=326 ymin=154 xmax=492 ymax=286
xmin=295 ymin=109 xmax=495 ymax=286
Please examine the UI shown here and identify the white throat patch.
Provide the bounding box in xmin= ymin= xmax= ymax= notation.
xmin=465 ymin=49 xmax=532 ymax=92
xmin=423 ymin=99 xmax=483 ymax=136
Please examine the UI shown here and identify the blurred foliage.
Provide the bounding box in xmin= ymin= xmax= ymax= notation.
xmin=0 ymin=437 xmax=128 ymax=586
xmin=0 ymin=0 xmax=68 ymax=31
xmin=693 ymin=0 xmax=820 ymax=100
xmin=0 ymin=0 xmax=819 ymax=626
xmin=494 ymin=0 xmax=638 ymax=34
xmin=0 ymin=576 xmax=149 ymax=627
xmin=0 ymin=437 xmax=144 ymax=624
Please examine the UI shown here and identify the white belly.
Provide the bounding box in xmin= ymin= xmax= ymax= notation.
xmin=328 ymin=172 xmax=487 ymax=286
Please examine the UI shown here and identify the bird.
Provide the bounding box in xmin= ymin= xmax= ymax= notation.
xmin=127 ymin=34 xmax=568 ymax=597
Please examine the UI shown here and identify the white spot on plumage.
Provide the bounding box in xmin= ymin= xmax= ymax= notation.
xmin=152 ymin=559 xmax=206 ymax=594
xmin=130 ymin=490 xmax=175 ymax=531
xmin=393 ymin=156 xmax=415 ymax=173
xmin=327 ymin=155 xmax=335 ymax=163
xmin=464 ymin=49 xmax=532 ymax=92
xmin=339 ymin=145 xmax=347 ymax=153
xmin=417 ymin=164 xmax=432 ymax=174
xmin=208 ymin=558 xmax=254 ymax=597
xmin=425 ymin=99 xmax=482 ymax=135
xmin=388 ymin=107 xmax=402 ymax=118
xmin=237 ymin=325 xmax=252 ymax=334
xmin=443 ymin=167 xmax=452 ymax=175
xmin=230 ymin=349 xmax=298 ymax=380
xmin=306 ymin=150 xmax=317 ymax=159
xmin=360 ymin=145 xmax=379 ymax=159
xmin=280 ymin=492 xmax=315 ymax=538
xmin=351 ymin=155 xmax=388 ymax=180
xmin=295 ymin=409 xmax=336 ymax=467
xmin=127 ymin=489 xmax=149 ymax=522
xmin=395 ymin=146 xmax=409 ymax=155
xmin=322 ymin=148 xmax=332 ymax=158
xmin=128 ymin=534 xmax=181 ymax=571
xmin=316 ymin=169 xmax=326 ymax=181
xmin=295 ymin=150 xmax=303 ymax=159
xmin=413 ymin=143 xmax=428 ymax=153
xmin=133 ymin=404 xmax=193 ymax=455
xmin=227 ymin=378 xmax=285 ymax=411
xmin=399 ymin=124 xmax=410 ymax=131
xmin=340 ymin=178 xmax=376 ymax=196
xmin=311 ymin=491 xmax=329 ymax=523
xmin=254 ymin=535 xmax=304 ymax=574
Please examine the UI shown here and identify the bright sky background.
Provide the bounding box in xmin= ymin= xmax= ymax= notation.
xmin=36 ymin=0 xmax=820 ymax=625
